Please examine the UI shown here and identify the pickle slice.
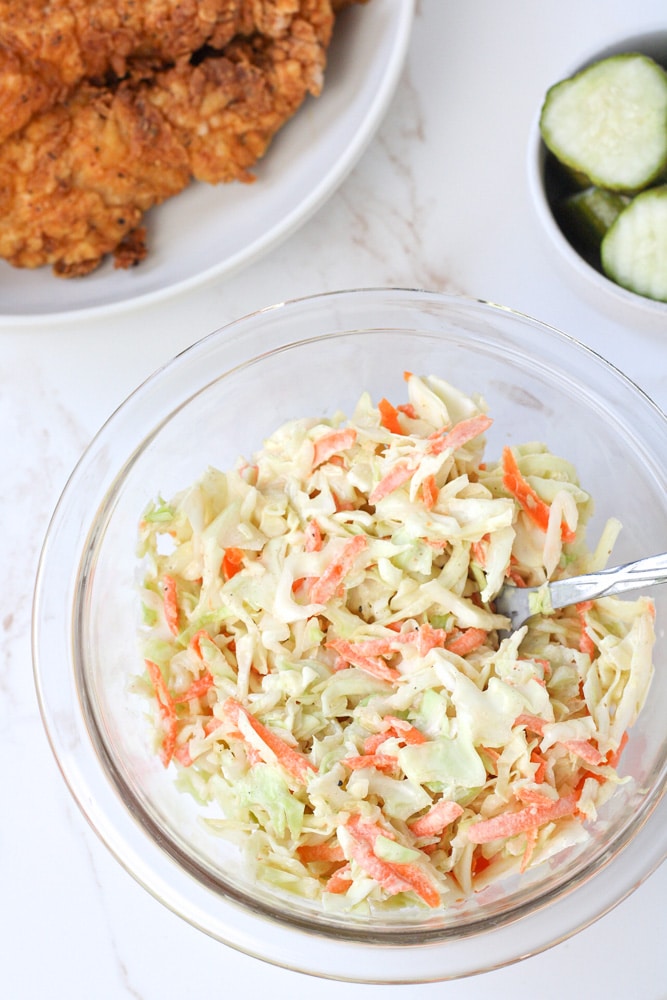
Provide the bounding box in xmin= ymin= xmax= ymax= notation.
xmin=540 ymin=54 xmax=667 ymax=192
xmin=557 ymin=186 xmax=630 ymax=253
xmin=601 ymin=186 xmax=667 ymax=302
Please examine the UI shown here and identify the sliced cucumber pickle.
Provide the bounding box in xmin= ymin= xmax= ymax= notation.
xmin=540 ymin=53 xmax=667 ymax=192
xmin=557 ymin=187 xmax=630 ymax=253
xmin=601 ymin=186 xmax=667 ymax=302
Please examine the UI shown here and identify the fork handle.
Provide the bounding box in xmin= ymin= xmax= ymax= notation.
xmin=549 ymin=552 xmax=667 ymax=609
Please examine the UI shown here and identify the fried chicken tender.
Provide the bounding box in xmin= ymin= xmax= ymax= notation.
xmin=0 ymin=0 xmax=335 ymax=276
xmin=151 ymin=6 xmax=333 ymax=184
xmin=0 ymin=84 xmax=191 ymax=276
xmin=0 ymin=0 xmax=312 ymax=144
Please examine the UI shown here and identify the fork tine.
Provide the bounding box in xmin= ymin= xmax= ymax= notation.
xmin=494 ymin=586 xmax=535 ymax=632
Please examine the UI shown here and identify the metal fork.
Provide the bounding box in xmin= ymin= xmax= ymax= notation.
xmin=494 ymin=552 xmax=667 ymax=632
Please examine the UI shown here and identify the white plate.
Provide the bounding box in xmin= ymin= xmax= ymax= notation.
xmin=0 ymin=1 xmax=413 ymax=326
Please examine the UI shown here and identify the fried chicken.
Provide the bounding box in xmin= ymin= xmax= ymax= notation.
xmin=0 ymin=83 xmax=191 ymax=276
xmin=0 ymin=0 xmax=336 ymax=276
xmin=151 ymin=6 xmax=333 ymax=185
xmin=0 ymin=0 xmax=316 ymax=144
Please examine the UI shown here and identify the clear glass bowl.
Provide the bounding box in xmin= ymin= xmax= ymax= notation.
xmin=33 ymin=288 xmax=667 ymax=983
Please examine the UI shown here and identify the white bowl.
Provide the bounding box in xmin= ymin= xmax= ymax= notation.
xmin=527 ymin=29 xmax=667 ymax=332
xmin=0 ymin=1 xmax=414 ymax=326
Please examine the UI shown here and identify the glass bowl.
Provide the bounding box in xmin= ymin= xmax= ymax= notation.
xmin=33 ymin=288 xmax=667 ymax=983
xmin=527 ymin=28 xmax=667 ymax=332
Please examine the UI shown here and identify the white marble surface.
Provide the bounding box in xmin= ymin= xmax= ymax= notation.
xmin=3 ymin=2 xmax=667 ymax=997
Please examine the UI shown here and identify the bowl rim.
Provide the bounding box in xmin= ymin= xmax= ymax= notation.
xmin=526 ymin=25 xmax=667 ymax=320
xmin=32 ymin=287 xmax=667 ymax=982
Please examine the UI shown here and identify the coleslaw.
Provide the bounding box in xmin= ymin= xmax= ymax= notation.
xmin=136 ymin=373 xmax=655 ymax=912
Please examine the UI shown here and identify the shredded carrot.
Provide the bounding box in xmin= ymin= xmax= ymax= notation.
xmin=467 ymin=792 xmax=577 ymax=844
xmin=409 ymin=800 xmax=464 ymax=838
xmin=174 ymin=671 xmax=215 ymax=704
xmin=291 ymin=576 xmax=318 ymax=602
xmin=562 ymin=524 xmax=576 ymax=545
xmin=363 ymin=732 xmax=389 ymax=754
xmin=502 ymin=446 xmax=574 ymax=543
xmin=204 ymin=716 xmax=223 ymax=736
xmin=470 ymin=537 xmax=488 ymax=566
xmin=325 ymin=863 xmax=353 ymax=894
xmin=421 ymin=473 xmax=438 ymax=509
xmin=362 ymin=716 xmax=426 ymax=754
xmin=342 ymin=753 xmax=398 ymax=772
xmin=370 ymin=415 xmax=493 ymax=504
xmin=502 ymin=446 xmax=551 ymax=532
xmin=345 ymin=814 xmax=441 ymax=908
xmin=312 ymin=428 xmax=357 ymax=469
xmin=381 ymin=623 xmax=450 ymax=655
xmin=332 ymin=491 xmax=356 ymax=513
xmin=384 ymin=715 xmax=427 ymax=745
xmin=561 ymin=739 xmax=604 ymax=766
xmin=173 ymin=742 xmax=193 ymax=767
xmin=514 ymin=786 xmax=556 ymax=807
xmin=397 ymin=402 xmax=418 ymax=419
xmin=326 ymin=638 xmax=400 ymax=683
xmin=145 ymin=658 xmax=175 ymax=719
xmin=576 ymin=601 xmax=597 ymax=656
xmin=514 ymin=712 xmax=546 ymax=735
xmin=369 ymin=460 xmax=415 ymax=504
xmin=580 ymin=768 xmax=607 ymax=788
xmin=189 ymin=629 xmax=212 ymax=659
xmin=297 ymin=842 xmax=346 ymax=863
xmin=327 ymin=625 xmax=448 ymax=663
xmin=304 ymin=519 xmax=323 ymax=552
xmin=471 ymin=851 xmax=494 ymax=879
xmin=327 ymin=635 xmax=393 ymax=657
xmin=162 ymin=574 xmax=180 ymax=635
xmin=223 ymin=697 xmax=315 ymax=783
xmin=506 ymin=568 xmax=527 ymax=588
xmin=407 ymin=623 xmax=451 ymax=655
xmin=605 ymin=731 xmax=629 ymax=769
xmin=309 ymin=534 xmax=368 ymax=605
xmin=530 ymin=748 xmax=548 ymax=783
xmin=378 ymin=397 xmax=404 ymax=435
xmin=445 ymin=627 xmax=487 ymax=657
xmin=222 ymin=547 xmax=244 ymax=581
xmin=427 ymin=414 xmax=493 ymax=456
xmin=515 ymin=715 xmax=603 ymax=766
xmin=145 ymin=659 xmax=178 ymax=767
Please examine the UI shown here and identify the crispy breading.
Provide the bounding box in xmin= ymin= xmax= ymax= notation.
xmin=0 ymin=0 xmax=314 ymax=144
xmin=0 ymin=0 xmax=336 ymax=276
xmin=151 ymin=6 xmax=333 ymax=184
xmin=0 ymin=84 xmax=191 ymax=275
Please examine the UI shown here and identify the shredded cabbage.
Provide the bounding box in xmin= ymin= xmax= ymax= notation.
xmin=135 ymin=373 xmax=655 ymax=913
